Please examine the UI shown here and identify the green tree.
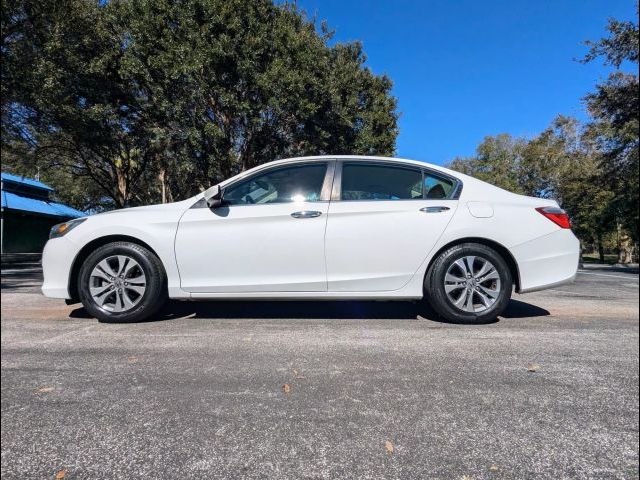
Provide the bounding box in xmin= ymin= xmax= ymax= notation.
xmin=447 ymin=134 xmax=527 ymax=194
xmin=446 ymin=117 xmax=617 ymax=261
xmin=115 ymin=0 xmax=398 ymax=201
xmin=528 ymin=117 xmax=615 ymax=260
xmin=582 ymin=5 xmax=639 ymax=250
xmin=1 ymin=0 xmax=398 ymax=208
xmin=2 ymin=0 xmax=153 ymax=208
xmin=447 ymin=7 xmax=639 ymax=263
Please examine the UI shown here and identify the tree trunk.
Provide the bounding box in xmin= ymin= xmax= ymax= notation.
xmin=159 ymin=167 xmax=167 ymax=204
xmin=616 ymin=222 xmax=622 ymax=263
xmin=618 ymin=234 xmax=633 ymax=264
xmin=578 ymin=242 xmax=584 ymax=269
xmin=597 ymin=233 xmax=605 ymax=263
xmin=115 ymin=168 xmax=129 ymax=208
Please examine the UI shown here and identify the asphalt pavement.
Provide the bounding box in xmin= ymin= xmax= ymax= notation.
xmin=1 ymin=262 xmax=638 ymax=479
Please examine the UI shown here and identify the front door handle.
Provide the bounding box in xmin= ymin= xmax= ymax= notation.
xmin=420 ymin=206 xmax=450 ymax=213
xmin=291 ymin=210 xmax=323 ymax=218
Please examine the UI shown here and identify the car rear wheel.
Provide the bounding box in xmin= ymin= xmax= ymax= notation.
xmin=425 ymin=243 xmax=512 ymax=323
xmin=78 ymin=242 xmax=167 ymax=323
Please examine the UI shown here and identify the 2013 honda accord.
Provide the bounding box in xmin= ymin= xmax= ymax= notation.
xmin=42 ymin=156 xmax=580 ymax=323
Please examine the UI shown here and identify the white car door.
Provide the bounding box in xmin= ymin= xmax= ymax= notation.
xmin=175 ymin=162 xmax=333 ymax=293
xmin=325 ymin=161 xmax=459 ymax=292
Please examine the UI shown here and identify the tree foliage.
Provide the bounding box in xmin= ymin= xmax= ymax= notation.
xmin=446 ymin=116 xmax=627 ymax=260
xmin=447 ymin=7 xmax=638 ymax=261
xmin=1 ymin=0 xmax=398 ymax=207
xmin=582 ymin=4 xmax=639 ymax=254
xmin=582 ymin=8 xmax=639 ymax=68
xmin=582 ymin=7 xmax=639 ymax=241
xmin=448 ymin=134 xmax=527 ymax=195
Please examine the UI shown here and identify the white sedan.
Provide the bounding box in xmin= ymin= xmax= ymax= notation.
xmin=42 ymin=156 xmax=579 ymax=323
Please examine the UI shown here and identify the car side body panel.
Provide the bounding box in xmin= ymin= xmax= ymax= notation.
xmin=511 ymin=229 xmax=580 ymax=292
xmin=42 ymin=199 xmax=193 ymax=299
xmin=324 ymin=199 xmax=459 ymax=291
xmin=175 ymin=201 xmax=330 ymax=292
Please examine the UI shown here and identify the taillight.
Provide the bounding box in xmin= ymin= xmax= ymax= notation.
xmin=536 ymin=206 xmax=571 ymax=229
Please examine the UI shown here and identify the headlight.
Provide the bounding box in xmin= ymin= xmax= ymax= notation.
xmin=49 ymin=218 xmax=87 ymax=239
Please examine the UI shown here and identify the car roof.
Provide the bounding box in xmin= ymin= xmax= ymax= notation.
xmin=259 ymin=155 xmax=463 ymax=178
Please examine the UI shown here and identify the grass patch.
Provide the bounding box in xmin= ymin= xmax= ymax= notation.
xmin=582 ymin=253 xmax=618 ymax=265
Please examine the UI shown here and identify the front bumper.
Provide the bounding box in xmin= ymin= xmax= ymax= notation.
xmin=511 ymin=229 xmax=580 ymax=293
xmin=41 ymin=236 xmax=78 ymax=299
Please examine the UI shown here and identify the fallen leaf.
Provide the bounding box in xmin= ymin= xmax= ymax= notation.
xmin=282 ymin=383 xmax=291 ymax=394
xmin=55 ymin=469 xmax=67 ymax=479
xmin=37 ymin=386 xmax=54 ymax=393
xmin=489 ymin=465 xmax=499 ymax=472
xmin=127 ymin=355 xmax=138 ymax=363
xmin=461 ymin=476 xmax=472 ymax=480
xmin=527 ymin=364 xmax=541 ymax=373
xmin=292 ymin=369 xmax=305 ymax=379
xmin=385 ymin=440 xmax=394 ymax=455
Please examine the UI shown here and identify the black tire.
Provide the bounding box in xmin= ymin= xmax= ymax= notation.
xmin=425 ymin=243 xmax=512 ymax=324
xmin=78 ymin=242 xmax=167 ymax=323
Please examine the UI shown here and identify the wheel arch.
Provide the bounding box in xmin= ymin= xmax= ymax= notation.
xmin=425 ymin=237 xmax=521 ymax=292
xmin=68 ymin=235 xmax=166 ymax=302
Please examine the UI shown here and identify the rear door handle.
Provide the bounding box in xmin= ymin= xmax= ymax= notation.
xmin=420 ymin=206 xmax=450 ymax=213
xmin=291 ymin=210 xmax=323 ymax=218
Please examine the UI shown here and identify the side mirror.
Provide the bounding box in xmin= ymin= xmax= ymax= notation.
xmin=203 ymin=185 xmax=223 ymax=209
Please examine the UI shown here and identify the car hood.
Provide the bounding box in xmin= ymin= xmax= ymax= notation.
xmin=92 ymin=198 xmax=197 ymax=218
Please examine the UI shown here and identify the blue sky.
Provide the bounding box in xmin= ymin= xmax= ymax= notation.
xmin=294 ymin=0 xmax=637 ymax=164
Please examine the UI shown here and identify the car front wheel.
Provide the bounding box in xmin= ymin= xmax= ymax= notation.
xmin=425 ymin=243 xmax=512 ymax=323
xmin=78 ymin=242 xmax=167 ymax=323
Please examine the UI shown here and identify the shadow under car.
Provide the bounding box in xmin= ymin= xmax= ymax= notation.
xmin=69 ymin=298 xmax=550 ymax=324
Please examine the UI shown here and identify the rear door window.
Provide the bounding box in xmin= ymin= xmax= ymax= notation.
xmin=340 ymin=163 xmax=423 ymax=201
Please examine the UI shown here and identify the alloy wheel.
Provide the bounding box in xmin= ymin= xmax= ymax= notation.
xmin=443 ymin=255 xmax=501 ymax=313
xmin=89 ymin=255 xmax=147 ymax=313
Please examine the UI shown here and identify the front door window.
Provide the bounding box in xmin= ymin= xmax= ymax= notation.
xmin=224 ymin=163 xmax=327 ymax=205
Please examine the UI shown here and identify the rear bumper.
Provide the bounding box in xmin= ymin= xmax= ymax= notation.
xmin=511 ymin=229 xmax=580 ymax=293
xmin=41 ymin=237 xmax=77 ymax=299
